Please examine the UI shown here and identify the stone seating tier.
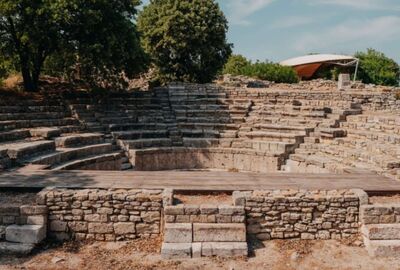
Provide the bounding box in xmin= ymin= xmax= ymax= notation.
xmin=131 ymin=147 xmax=284 ymax=172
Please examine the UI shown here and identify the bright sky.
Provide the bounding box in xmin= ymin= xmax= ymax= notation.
xmin=140 ymin=0 xmax=400 ymax=63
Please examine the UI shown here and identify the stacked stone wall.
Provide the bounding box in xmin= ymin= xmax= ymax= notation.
xmin=133 ymin=148 xmax=282 ymax=172
xmin=37 ymin=188 xmax=162 ymax=241
xmin=233 ymin=189 xmax=367 ymax=240
xmin=32 ymin=187 xmax=370 ymax=242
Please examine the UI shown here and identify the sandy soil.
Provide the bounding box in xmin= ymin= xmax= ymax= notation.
xmin=0 ymin=192 xmax=37 ymax=206
xmin=1 ymin=237 xmax=400 ymax=270
xmin=369 ymin=195 xmax=400 ymax=204
xmin=174 ymin=193 xmax=232 ymax=205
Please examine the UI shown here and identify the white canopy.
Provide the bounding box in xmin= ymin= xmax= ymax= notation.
xmin=280 ymin=54 xmax=359 ymax=80
xmin=280 ymin=54 xmax=357 ymax=67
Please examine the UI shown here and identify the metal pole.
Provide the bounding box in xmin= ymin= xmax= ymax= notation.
xmin=353 ymin=59 xmax=359 ymax=82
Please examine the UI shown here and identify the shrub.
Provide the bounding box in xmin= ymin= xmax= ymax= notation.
xmin=138 ymin=0 xmax=232 ymax=84
xmin=223 ymin=55 xmax=251 ymax=76
xmin=240 ymin=61 xmax=298 ymax=83
xmin=355 ymin=49 xmax=400 ymax=86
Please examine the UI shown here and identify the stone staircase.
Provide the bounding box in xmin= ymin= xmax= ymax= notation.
xmin=360 ymin=204 xmax=400 ymax=258
xmin=161 ymin=195 xmax=248 ymax=258
xmin=284 ymin=113 xmax=400 ymax=179
xmin=0 ymin=204 xmax=47 ymax=255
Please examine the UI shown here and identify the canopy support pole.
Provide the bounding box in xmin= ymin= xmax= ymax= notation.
xmin=353 ymin=59 xmax=359 ymax=82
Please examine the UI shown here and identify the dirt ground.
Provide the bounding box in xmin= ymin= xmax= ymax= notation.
xmin=369 ymin=194 xmax=400 ymax=204
xmin=0 ymin=192 xmax=37 ymax=206
xmin=174 ymin=192 xmax=232 ymax=205
xmin=1 ymin=237 xmax=400 ymax=270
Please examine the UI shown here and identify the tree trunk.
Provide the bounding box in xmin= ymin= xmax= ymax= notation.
xmin=21 ymin=67 xmax=38 ymax=92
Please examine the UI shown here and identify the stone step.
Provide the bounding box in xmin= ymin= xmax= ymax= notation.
xmin=0 ymin=241 xmax=35 ymax=255
xmin=29 ymin=127 xmax=61 ymax=139
xmin=364 ymin=238 xmax=400 ymax=258
xmin=0 ymin=112 xmax=69 ymax=121
xmin=362 ymin=224 xmax=400 ymax=240
xmin=161 ymin=242 xmax=248 ymax=259
xmin=181 ymin=129 xmax=220 ymax=138
xmin=182 ymin=138 xmax=219 ymax=148
xmin=0 ymin=129 xmax=31 ymax=143
xmin=248 ymin=140 xmax=297 ymax=153
xmin=112 ymin=130 xmax=169 ymax=140
xmin=315 ymin=128 xmax=347 ymax=138
xmin=121 ymin=138 xmax=172 ymax=149
xmin=252 ymin=124 xmax=313 ymax=135
xmin=51 ymin=151 xmax=123 ymax=170
xmin=55 ymin=133 xmax=104 ymax=147
xmin=240 ymin=131 xmax=304 ymax=143
xmin=6 ymin=225 xmax=46 ymax=244
xmin=0 ymin=140 xmax=56 ymax=160
xmin=30 ymin=143 xmax=115 ymax=166
xmin=193 ymin=223 xmax=246 ymax=242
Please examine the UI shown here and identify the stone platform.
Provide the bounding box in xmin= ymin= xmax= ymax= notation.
xmin=0 ymin=170 xmax=399 ymax=192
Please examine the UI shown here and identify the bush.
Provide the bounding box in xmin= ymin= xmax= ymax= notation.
xmin=138 ymin=0 xmax=232 ymax=84
xmin=226 ymin=61 xmax=298 ymax=84
xmin=355 ymin=49 xmax=400 ymax=86
xmin=223 ymin=55 xmax=251 ymax=76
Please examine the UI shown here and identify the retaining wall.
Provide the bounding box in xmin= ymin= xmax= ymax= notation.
xmin=32 ymin=188 xmax=370 ymax=241
xmin=37 ymin=188 xmax=162 ymax=241
xmin=233 ymin=189 xmax=367 ymax=240
xmin=132 ymin=148 xmax=282 ymax=172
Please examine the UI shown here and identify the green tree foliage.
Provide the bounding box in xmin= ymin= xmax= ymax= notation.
xmin=0 ymin=0 xmax=147 ymax=92
xmin=355 ymin=49 xmax=400 ymax=86
xmin=223 ymin=54 xmax=251 ymax=76
xmin=138 ymin=0 xmax=232 ymax=84
xmin=242 ymin=62 xmax=298 ymax=83
xmin=0 ymin=0 xmax=59 ymax=91
xmin=222 ymin=55 xmax=298 ymax=84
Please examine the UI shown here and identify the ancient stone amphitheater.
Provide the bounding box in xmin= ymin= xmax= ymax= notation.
xmin=1 ymin=82 xmax=400 ymax=259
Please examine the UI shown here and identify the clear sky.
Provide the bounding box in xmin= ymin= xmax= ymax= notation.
xmin=140 ymin=0 xmax=400 ymax=63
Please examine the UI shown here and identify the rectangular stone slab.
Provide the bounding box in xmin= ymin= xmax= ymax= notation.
xmin=193 ymin=223 xmax=246 ymax=242
xmin=164 ymin=223 xmax=192 ymax=243
xmin=364 ymin=238 xmax=400 ymax=258
xmin=201 ymin=242 xmax=248 ymax=257
xmin=161 ymin=243 xmax=192 ymax=259
xmin=0 ymin=242 xmax=35 ymax=255
xmin=6 ymin=225 xmax=46 ymax=244
xmin=362 ymin=224 xmax=400 ymax=240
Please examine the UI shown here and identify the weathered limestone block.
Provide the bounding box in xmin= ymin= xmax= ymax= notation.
xmin=193 ymin=223 xmax=246 ymax=242
xmin=6 ymin=225 xmax=46 ymax=244
xmin=114 ymin=222 xmax=135 ymax=235
xmin=201 ymin=242 xmax=248 ymax=257
xmin=362 ymin=224 xmax=400 ymax=240
xmin=50 ymin=220 xmax=67 ymax=232
xmin=161 ymin=243 xmax=192 ymax=259
xmin=164 ymin=223 xmax=192 ymax=243
xmin=88 ymin=223 xmax=114 ymax=234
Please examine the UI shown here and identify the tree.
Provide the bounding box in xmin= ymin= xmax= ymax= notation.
xmin=0 ymin=0 xmax=59 ymax=91
xmin=138 ymin=0 xmax=232 ymax=84
xmin=0 ymin=0 xmax=147 ymax=92
xmin=50 ymin=0 xmax=148 ymax=89
xmin=355 ymin=49 xmax=400 ymax=86
xmin=223 ymin=54 xmax=251 ymax=75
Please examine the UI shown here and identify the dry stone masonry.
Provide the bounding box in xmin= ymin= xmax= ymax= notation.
xmin=37 ymin=188 xmax=162 ymax=241
xmin=234 ymin=189 xmax=366 ymax=240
